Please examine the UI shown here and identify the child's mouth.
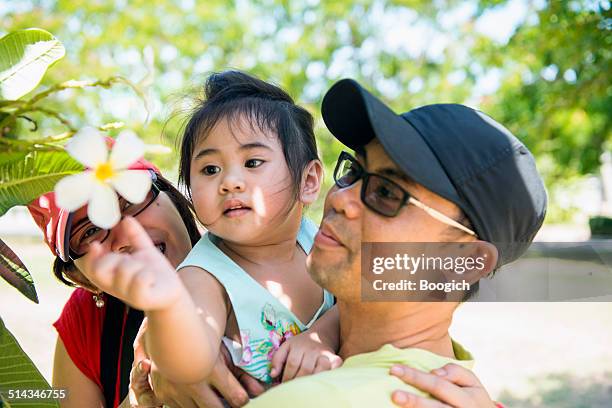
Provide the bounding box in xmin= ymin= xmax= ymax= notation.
xmin=223 ymin=205 xmax=252 ymax=218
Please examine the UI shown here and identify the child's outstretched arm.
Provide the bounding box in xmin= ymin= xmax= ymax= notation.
xmin=270 ymin=305 xmax=342 ymax=382
xmin=82 ymin=217 xmax=225 ymax=384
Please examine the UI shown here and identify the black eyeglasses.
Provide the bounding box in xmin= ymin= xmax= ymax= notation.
xmin=67 ymin=181 xmax=160 ymax=260
xmin=333 ymin=151 xmax=477 ymax=236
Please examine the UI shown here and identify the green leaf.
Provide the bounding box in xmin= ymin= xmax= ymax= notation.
xmin=0 ymin=239 xmax=37 ymax=303
xmin=0 ymin=150 xmax=83 ymax=216
xmin=0 ymin=152 xmax=28 ymax=166
xmin=0 ymin=317 xmax=59 ymax=407
xmin=0 ymin=28 xmax=65 ymax=100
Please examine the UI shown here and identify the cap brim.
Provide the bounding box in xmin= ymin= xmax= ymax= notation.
xmin=56 ymin=208 xmax=71 ymax=261
xmin=321 ymin=79 xmax=463 ymax=206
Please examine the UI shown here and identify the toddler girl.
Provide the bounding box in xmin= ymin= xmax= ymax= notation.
xmin=83 ymin=71 xmax=340 ymax=387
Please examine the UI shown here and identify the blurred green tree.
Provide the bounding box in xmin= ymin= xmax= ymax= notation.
xmin=476 ymin=0 xmax=611 ymax=221
xmin=1 ymin=0 xmax=609 ymax=221
xmin=477 ymin=1 xmax=610 ymax=181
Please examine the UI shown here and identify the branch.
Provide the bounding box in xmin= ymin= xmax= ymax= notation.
xmin=17 ymin=115 xmax=37 ymax=131
xmin=30 ymin=107 xmax=76 ymax=132
xmin=0 ymin=136 xmax=67 ymax=152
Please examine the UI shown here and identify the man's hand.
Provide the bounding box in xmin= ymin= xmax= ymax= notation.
xmin=148 ymin=345 xmax=266 ymax=408
xmin=126 ymin=358 xmax=162 ymax=408
xmin=270 ymin=332 xmax=343 ymax=383
xmin=389 ymin=363 xmax=496 ymax=408
xmin=125 ymin=318 xmax=161 ymax=407
xmin=82 ymin=216 xmax=183 ymax=311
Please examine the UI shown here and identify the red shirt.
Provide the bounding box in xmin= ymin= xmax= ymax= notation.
xmin=54 ymin=288 xmax=143 ymax=408
xmin=53 ymin=288 xmax=106 ymax=389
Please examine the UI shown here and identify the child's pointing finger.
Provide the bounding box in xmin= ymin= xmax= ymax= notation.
xmin=122 ymin=216 xmax=155 ymax=250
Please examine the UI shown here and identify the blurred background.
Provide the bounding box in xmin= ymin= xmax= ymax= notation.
xmin=1 ymin=0 xmax=611 ymax=406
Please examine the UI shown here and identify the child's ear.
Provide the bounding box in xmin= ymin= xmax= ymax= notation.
xmin=300 ymin=159 xmax=324 ymax=205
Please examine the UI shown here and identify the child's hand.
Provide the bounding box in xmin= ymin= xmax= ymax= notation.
xmin=270 ymin=331 xmax=343 ymax=382
xmin=82 ymin=216 xmax=184 ymax=311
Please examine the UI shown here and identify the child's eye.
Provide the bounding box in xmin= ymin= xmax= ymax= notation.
xmin=202 ymin=165 xmax=220 ymax=175
xmin=245 ymin=159 xmax=264 ymax=168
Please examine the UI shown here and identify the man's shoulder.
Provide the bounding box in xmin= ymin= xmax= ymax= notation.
xmin=247 ymin=344 xmax=474 ymax=407
xmin=246 ymin=357 xmax=392 ymax=407
xmin=247 ymin=370 xmax=346 ymax=407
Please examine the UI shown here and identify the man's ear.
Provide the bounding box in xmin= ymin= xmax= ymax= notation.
xmin=300 ymin=159 xmax=324 ymax=205
xmin=473 ymin=240 xmax=499 ymax=279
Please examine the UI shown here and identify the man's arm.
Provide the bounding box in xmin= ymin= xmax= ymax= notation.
xmin=389 ymin=363 xmax=497 ymax=407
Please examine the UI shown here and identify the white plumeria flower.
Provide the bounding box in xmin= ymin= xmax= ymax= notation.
xmin=55 ymin=127 xmax=152 ymax=229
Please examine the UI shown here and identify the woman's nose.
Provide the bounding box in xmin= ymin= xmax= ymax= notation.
xmin=107 ymin=225 xmax=133 ymax=254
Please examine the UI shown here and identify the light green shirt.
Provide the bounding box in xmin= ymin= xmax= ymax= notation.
xmin=247 ymin=341 xmax=473 ymax=407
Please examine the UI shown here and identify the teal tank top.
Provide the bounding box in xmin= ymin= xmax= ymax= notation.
xmin=177 ymin=217 xmax=335 ymax=383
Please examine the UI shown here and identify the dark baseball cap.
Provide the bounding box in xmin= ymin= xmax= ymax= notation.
xmin=321 ymin=78 xmax=548 ymax=267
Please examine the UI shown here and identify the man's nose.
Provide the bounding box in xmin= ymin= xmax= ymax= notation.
xmin=327 ymin=182 xmax=362 ymax=219
xmin=219 ymin=170 xmax=246 ymax=194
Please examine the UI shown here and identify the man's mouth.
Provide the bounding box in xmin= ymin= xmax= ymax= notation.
xmin=315 ymin=224 xmax=344 ymax=248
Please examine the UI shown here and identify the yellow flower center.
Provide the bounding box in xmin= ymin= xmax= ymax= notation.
xmin=95 ymin=162 xmax=115 ymax=182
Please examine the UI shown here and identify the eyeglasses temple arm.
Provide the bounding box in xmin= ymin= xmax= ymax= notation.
xmin=407 ymin=197 xmax=477 ymax=237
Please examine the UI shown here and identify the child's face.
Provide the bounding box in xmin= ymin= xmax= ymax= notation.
xmin=189 ymin=115 xmax=300 ymax=243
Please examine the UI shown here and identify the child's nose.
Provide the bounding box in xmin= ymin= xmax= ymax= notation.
xmin=219 ymin=173 xmax=246 ymax=194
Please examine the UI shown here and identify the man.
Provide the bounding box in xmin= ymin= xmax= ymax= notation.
xmin=247 ymin=78 xmax=547 ymax=407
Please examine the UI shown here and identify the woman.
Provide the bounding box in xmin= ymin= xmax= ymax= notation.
xmin=29 ymin=158 xmax=198 ymax=407
xmin=29 ymin=159 xmax=496 ymax=408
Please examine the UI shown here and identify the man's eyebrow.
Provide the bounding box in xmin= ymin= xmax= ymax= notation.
xmin=355 ymin=146 xmax=366 ymax=158
xmin=355 ymin=146 xmax=367 ymax=165
xmin=376 ymin=167 xmax=416 ymax=186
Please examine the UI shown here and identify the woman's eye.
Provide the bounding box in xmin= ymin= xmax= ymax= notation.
xmin=82 ymin=226 xmax=101 ymax=240
xmin=202 ymin=165 xmax=220 ymax=175
xmin=245 ymin=159 xmax=264 ymax=168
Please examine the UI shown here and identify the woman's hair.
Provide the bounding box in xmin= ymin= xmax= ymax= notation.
xmin=52 ymin=174 xmax=201 ymax=287
xmin=178 ymin=70 xmax=319 ymax=203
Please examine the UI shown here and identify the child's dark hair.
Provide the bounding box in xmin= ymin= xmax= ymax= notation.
xmin=52 ymin=174 xmax=201 ymax=287
xmin=178 ymin=70 xmax=319 ymax=203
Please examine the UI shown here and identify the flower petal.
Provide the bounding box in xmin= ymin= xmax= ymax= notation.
xmin=54 ymin=172 xmax=95 ymax=211
xmin=110 ymin=170 xmax=152 ymax=204
xmin=88 ymin=183 xmax=121 ymax=229
xmin=66 ymin=127 xmax=108 ymax=168
xmin=110 ymin=130 xmax=145 ymax=169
